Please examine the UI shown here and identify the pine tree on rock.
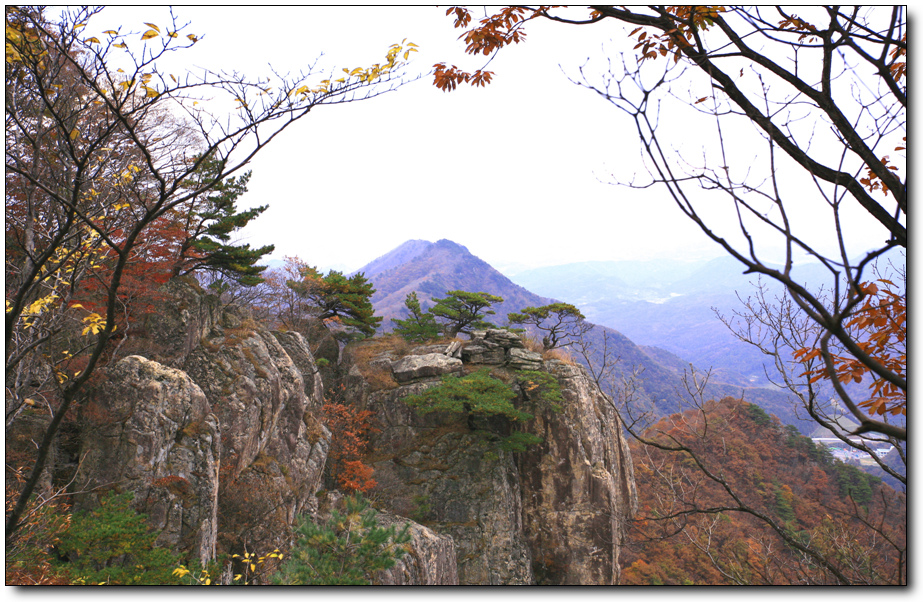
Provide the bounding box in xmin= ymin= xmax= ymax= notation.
xmin=391 ymin=291 xmax=440 ymax=342
xmin=273 ymin=495 xmax=410 ymax=585
xmin=508 ymin=302 xmax=591 ymax=350
xmin=429 ymin=290 xmax=503 ymax=337
xmin=286 ymin=267 xmax=382 ymax=339
xmin=169 ymin=157 xmax=274 ymax=287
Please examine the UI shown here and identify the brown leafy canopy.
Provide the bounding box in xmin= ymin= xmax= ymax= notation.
xmin=794 ymin=278 xmax=905 ymax=418
xmin=433 ymin=6 xmax=550 ymax=92
xmin=324 ymin=384 xmax=378 ymax=493
xmin=622 ymin=398 xmax=905 ymax=585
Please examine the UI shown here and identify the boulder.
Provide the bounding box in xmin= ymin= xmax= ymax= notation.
xmin=375 ymin=514 xmax=459 ymax=585
xmin=471 ymin=329 xmax=524 ymax=350
xmin=507 ymin=348 xmax=543 ymax=371
xmin=461 ymin=345 xmax=506 ymax=365
xmin=391 ymin=354 xmax=463 ymax=383
xmin=76 ymin=355 xmax=219 ymax=563
xmin=411 ymin=344 xmax=449 ymax=355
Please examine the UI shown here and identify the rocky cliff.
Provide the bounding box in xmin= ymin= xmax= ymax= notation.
xmin=341 ymin=329 xmax=638 ymax=584
xmin=73 ymin=281 xmax=636 ymax=584
xmin=76 ymin=280 xmax=332 ymax=563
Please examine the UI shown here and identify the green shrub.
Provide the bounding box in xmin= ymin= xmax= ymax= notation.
xmin=404 ymin=369 xmax=546 ymax=452
xmin=273 ymin=494 xmax=410 ymax=585
xmin=56 ymin=491 xmax=182 ymax=585
xmin=517 ymin=370 xmax=564 ymax=411
xmin=404 ymin=369 xmax=525 ymax=422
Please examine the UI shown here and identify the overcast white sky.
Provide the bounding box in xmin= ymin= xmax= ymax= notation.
xmin=82 ymin=5 xmax=900 ymax=274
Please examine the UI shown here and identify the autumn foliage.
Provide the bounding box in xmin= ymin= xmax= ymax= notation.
xmin=794 ymin=279 xmax=906 ymax=418
xmin=323 ymin=393 xmax=379 ymax=493
xmin=621 ymin=398 xmax=906 ymax=585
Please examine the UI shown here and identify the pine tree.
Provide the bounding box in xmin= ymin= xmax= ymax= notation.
xmin=55 ymin=492 xmax=182 ymax=585
xmin=429 ymin=290 xmax=503 ymax=337
xmin=273 ymin=495 xmax=410 ymax=585
xmin=391 ymin=292 xmax=440 ymax=342
xmin=286 ymin=268 xmax=382 ymax=339
xmin=171 ymin=157 xmax=274 ymax=286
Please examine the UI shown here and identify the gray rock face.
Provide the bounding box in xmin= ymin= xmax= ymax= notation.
xmin=368 ymin=423 xmax=534 ymax=584
xmin=141 ymin=277 xmax=220 ymax=369
xmin=518 ymin=361 xmax=639 ymax=584
xmin=77 ymin=355 xmax=219 ymax=563
xmin=375 ymin=513 xmax=459 ymax=585
xmin=182 ymin=310 xmax=330 ymax=553
xmin=507 ymin=347 xmax=543 ymax=371
xmin=391 ymin=353 xmax=464 ymax=383
xmin=461 ymin=345 xmax=506 ymax=365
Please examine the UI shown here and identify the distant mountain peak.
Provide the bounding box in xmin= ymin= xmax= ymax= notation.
xmin=352 ymin=239 xmax=433 ymax=278
xmin=432 ymin=239 xmax=471 ymax=254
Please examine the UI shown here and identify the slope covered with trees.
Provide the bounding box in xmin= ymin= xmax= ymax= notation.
xmin=620 ymin=398 xmax=906 ymax=584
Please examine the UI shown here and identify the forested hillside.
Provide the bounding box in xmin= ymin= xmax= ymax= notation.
xmin=621 ymin=398 xmax=906 ymax=585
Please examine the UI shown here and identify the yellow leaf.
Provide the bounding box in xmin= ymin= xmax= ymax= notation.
xmin=167 ymin=31 xmax=178 ymax=38
xmin=114 ymin=42 xmax=127 ymax=49
xmin=85 ymin=37 xmax=100 ymax=44
xmin=103 ymin=30 xmax=118 ymax=35
xmin=70 ymin=128 xmax=79 ymax=140
xmin=187 ymin=34 xmax=198 ymax=43
xmin=141 ymin=29 xmax=159 ymax=40
xmin=144 ymin=22 xmax=161 ymax=32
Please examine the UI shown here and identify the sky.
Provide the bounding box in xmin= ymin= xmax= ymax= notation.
xmin=79 ymin=6 xmax=902 ymax=275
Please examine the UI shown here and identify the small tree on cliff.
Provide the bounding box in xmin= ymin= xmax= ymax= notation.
xmin=170 ymin=156 xmax=274 ymax=287
xmin=273 ymin=495 xmax=409 ymax=585
xmin=429 ymin=290 xmax=503 ymax=337
xmin=508 ymin=303 xmax=592 ymax=351
xmin=391 ymin=292 xmax=440 ymax=342
xmin=286 ymin=267 xmax=382 ymax=339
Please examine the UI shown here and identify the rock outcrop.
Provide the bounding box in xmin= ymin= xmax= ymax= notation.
xmin=340 ymin=331 xmax=637 ymax=584
xmin=77 ymin=355 xmax=220 ymax=562
xmin=518 ymin=362 xmax=638 ymax=584
xmin=182 ymin=309 xmax=330 ymax=554
xmin=77 ymin=281 xmax=330 ymax=562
